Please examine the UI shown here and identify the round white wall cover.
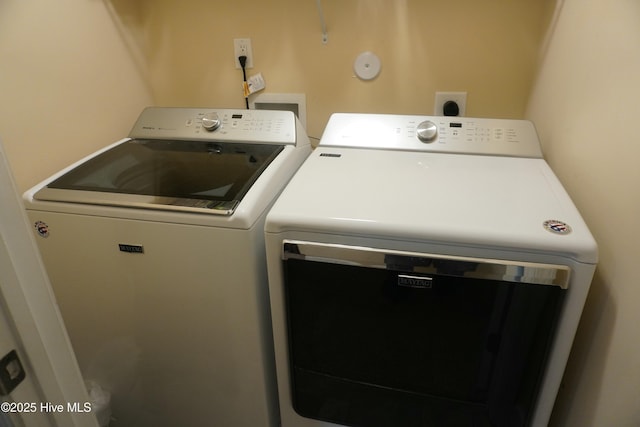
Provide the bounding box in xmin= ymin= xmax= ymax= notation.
xmin=354 ymin=52 xmax=381 ymax=80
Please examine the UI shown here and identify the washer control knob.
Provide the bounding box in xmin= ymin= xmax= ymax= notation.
xmin=416 ymin=120 xmax=438 ymax=143
xmin=202 ymin=112 xmax=221 ymax=131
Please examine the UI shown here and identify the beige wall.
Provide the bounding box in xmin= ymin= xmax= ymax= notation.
xmin=109 ymin=0 xmax=554 ymax=140
xmin=5 ymin=0 xmax=636 ymax=424
xmin=0 ymin=0 xmax=153 ymax=192
xmin=526 ymin=1 xmax=640 ymax=425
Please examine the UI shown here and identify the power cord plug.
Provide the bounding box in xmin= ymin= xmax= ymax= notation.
xmin=238 ymin=55 xmax=248 ymax=70
xmin=238 ymin=55 xmax=249 ymax=109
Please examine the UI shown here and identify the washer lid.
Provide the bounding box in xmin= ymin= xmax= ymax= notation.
xmin=266 ymin=147 xmax=598 ymax=264
xmin=34 ymin=139 xmax=284 ymax=215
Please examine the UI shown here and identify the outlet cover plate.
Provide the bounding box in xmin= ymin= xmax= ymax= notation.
xmin=234 ymin=38 xmax=253 ymax=69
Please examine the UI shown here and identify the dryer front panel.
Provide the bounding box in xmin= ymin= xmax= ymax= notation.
xmin=282 ymin=241 xmax=568 ymax=427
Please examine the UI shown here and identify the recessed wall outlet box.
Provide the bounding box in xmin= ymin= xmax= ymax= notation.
xmin=234 ymin=38 xmax=253 ymax=69
xmin=434 ymin=92 xmax=467 ymax=116
xmin=250 ymin=93 xmax=307 ymax=130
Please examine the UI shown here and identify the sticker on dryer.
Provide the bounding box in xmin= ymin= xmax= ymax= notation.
xmin=543 ymin=220 xmax=572 ymax=235
xmin=34 ymin=221 xmax=49 ymax=238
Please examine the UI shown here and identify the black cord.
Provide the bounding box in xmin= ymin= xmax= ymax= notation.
xmin=239 ymin=55 xmax=249 ymax=109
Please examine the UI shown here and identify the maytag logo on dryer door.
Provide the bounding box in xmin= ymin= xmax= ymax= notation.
xmin=397 ymin=274 xmax=433 ymax=289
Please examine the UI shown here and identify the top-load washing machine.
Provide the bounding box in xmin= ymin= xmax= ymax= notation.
xmin=265 ymin=113 xmax=598 ymax=427
xmin=23 ymin=107 xmax=311 ymax=427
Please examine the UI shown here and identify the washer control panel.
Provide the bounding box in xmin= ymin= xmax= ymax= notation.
xmin=129 ymin=107 xmax=297 ymax=144
xmin=320 ymin=113 xmax=543 ymax=158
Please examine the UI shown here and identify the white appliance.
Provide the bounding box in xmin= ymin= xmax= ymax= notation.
xmin=23 ymin=107 xmax=311 ymax=427
xmin=265 ymin=113 xmax=597 ymax=427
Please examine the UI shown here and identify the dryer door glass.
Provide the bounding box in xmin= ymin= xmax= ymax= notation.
xmin=282 ymin=241 xmax=568 ymax=427
xmin=35 ymin=139 xmax=284 ymax=215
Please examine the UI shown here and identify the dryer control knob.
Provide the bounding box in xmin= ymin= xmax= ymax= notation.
xmin=202 ymin=113 xmax=221 ymax=131
xmin=416 ymin=120 xmax=438 ymax=143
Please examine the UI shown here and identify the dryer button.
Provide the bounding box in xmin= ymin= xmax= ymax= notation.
xmin=417 ymin=120 xmax=438 ymax=143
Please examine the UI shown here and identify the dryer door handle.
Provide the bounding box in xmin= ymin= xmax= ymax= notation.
xmin=282 ymin=240 xmax=570 ymax=288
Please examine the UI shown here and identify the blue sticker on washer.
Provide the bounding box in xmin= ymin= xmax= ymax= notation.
xmin=543 ymin=220 xmax=572 ymax=235
xmin=34 ymin=221 xmax=49 ymax=238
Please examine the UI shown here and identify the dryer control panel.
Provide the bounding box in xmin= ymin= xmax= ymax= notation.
xmin=319 ymin=113 xmax=543 ymax=158
xmin=129 ymin=107 xmax=297 ymax=144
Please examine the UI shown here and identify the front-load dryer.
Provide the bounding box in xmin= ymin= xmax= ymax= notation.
xmin=265 ymin=113 xmax=597 ymax=427
xmin=23 ymin=107 xmax=311 ymax=427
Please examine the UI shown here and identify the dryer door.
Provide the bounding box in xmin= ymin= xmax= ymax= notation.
xmin=282 ymin=241 xmax=568 ymax=427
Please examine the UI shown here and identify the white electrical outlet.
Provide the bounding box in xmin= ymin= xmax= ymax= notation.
xmin=234 ymin=38 xmax=253 ymax=69
xmin=434 ymin=92 xmax=467 ymax=116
